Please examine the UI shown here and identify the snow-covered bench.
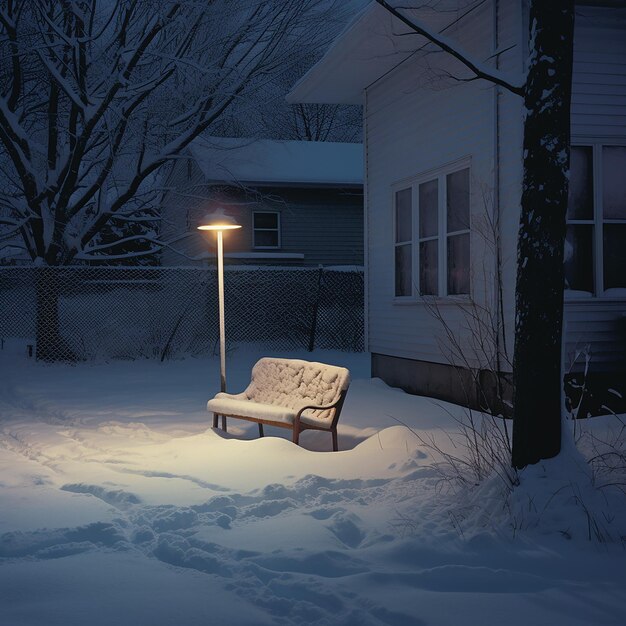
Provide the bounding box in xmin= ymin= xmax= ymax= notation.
xmin=207 ymin=357 xmax=351 ymax=451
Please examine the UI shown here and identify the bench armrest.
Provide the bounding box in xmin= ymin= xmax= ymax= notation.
xmin=295 ymin=398 xmax=342 ymax=417
xmin=294 ymin=388 xmax=349 ymax=426
xmin=213 ymin=391 xmax=247 ymax=401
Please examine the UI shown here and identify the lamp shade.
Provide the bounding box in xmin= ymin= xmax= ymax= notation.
xmin=197 ymin=208 xmax=242 ymax=231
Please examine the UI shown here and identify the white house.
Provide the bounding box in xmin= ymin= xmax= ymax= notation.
xmin=288 ymin=0 xmax=626 ymax=415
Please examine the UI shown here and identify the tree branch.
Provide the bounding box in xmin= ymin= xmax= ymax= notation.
xmin=375 ymin=0 xmax=525 ymax=96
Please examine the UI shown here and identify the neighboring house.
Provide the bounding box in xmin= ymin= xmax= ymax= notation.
xmin=288 ymin=0 xmax=626 ymax=414
xmin=160 ymin=137 xmax=363 ymax=267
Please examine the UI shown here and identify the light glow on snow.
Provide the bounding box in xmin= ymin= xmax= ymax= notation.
xmin=0 ymin=347 xmax=624 ymax=625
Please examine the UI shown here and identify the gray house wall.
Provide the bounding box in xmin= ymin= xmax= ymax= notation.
xmin=160 ymin=157 xmax=363 ymax=267
xmin=264 ymin=187 xmax=363 ymax=266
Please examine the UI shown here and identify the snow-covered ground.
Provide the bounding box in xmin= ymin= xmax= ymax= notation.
xmin=0 ymin=346 xmax=625 ymax=625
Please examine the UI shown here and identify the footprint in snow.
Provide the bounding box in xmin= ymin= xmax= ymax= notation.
xmin=325 ymin=511 xmax=365 ymax=549
xmin=61 ymin=483 xmax=141 ymax=507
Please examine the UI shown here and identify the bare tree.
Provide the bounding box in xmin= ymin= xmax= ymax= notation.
xmin=256 ymin=54 xmax=362 ymax=142
xmin=375 ymin=0 xmax=575 ymax=468
xmin=289 ymin=103 xmax=361 ymax=142
xmin=0 ymin=0 xmax=345 ymax=359
xmin=0 ymin=0 xmax=348 ymax=265
xmin=211 ymin=29 xmax=363 ymax=141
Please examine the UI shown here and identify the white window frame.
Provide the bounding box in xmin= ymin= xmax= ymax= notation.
xmin=392 ymin=159 xmax=471 ymax=301
xmin=566 ymin=141 xmax=626 ymax=298
xmin=253 ymin=211 xmax=281 ymax=249
xmin=393 ymin=187 xmax=413 ymax=298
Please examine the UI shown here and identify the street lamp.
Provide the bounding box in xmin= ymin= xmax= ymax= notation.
xmin=197 ymin=208 xmax=241 ymax=413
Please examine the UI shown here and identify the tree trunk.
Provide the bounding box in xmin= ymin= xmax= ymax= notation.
xmin=512 ymin=0 xmax=575 ymax=469
xmin=35 ymin=268 xmax=78 ymax=362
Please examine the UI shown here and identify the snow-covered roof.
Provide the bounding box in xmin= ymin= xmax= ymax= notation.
xmin=188 ymin=137 xmax=363 ymax=186
xmin=287 ymin=1 xmax=481 ymax=105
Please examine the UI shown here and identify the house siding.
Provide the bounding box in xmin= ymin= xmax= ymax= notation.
xmin=160 ymin=159 xmax=363 ymax=267
xmin=564 ymin=4 xmax=626 ymax=373
xmin=571 ymin=6 xmax=626 ymax=138
xmin=159 ymin=158 xmax=213 ymax=266
xmin=366 ymin=0 xmax=625 ymax=408
xmin=365 ymin=0 xmax=521 ymax=369
xmin=564 ymin=300 xmax=626 ymax=372
xmin=264 ymin=187 xmax=363 ymax=267
xmin=365 ymin=1 xmax=626 ymax=380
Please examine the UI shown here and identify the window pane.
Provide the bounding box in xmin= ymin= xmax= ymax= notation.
xmin=419 ymin=179 xmax=438 ymax=238
xmin=447 ymin=233 xmax=470 ymax=295
xmin=603 ymin=146 xmax=626 ymax=219
xmin=564 ymin=225 xmax=593 ymax=292
xmin=254 ymin=231 xmax=279 ymax=247
xmin=603 ymin=224 xmax=626 ymax=289
xmin=395 ymin=188 xmax=412 ymax=243
xmin=446 ymin=168 xmax=470 ymax=232
xmin=254 ymin=213 xmax=278 ymax=229
xmin=395 ymin=244 xmax=412 ymax=296
xmin=567 ymin=146 xmax=593 ymax=220
xmin=419 ymin=240 xmax=438 ymax=295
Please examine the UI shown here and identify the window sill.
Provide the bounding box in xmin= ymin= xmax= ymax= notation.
xmin=564 ymin=290 xmax=626 ymax=303
xmin=226 ymin=252 xmax=304 ymax=260
xmin=392 ymin=295 xmax=472 ymax=306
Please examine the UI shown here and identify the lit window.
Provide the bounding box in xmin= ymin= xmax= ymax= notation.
xmin=394 ymin=165 xmax=470 ymax=298
xmin=253 ymin=212 xmax=280 ymax=248
xmin=565 ymin=145 xmax=626 ymax=295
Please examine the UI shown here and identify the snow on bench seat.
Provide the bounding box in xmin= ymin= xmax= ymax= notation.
xmin=207 ymin=357 xmax=350 ymax=450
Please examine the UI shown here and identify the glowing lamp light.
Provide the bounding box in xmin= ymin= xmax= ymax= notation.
xmin=197 ymin=208 xmax=242 ymax=232
xmin=197 ymin=209 xmax=241 ymax=431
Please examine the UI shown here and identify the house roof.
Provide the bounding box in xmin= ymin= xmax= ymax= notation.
xmin=188 ymin=137 xmax=363 ymax=186
xmin=287 ymin=0 xmax=620 ymax=105
xmin=286 ymin=0 xmax=470 ymax=105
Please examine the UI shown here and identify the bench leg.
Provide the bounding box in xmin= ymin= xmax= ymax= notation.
xmin=332 ymin=429 xmax=338 ymax=452
xmin=292 ymin=425 xmax=300 ymax=446
xmin=213 ymin=413 xmax=218 ymax=428
xmin=221 ymin=415 xmax=227 ymax=432
xmin=258 ymin=423 xmax=264 ymax=438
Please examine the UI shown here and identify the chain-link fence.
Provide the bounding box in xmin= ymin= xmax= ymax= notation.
xmin=0 ymin=266 xmax=364 ymax=361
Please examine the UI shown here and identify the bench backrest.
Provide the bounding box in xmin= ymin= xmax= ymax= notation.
xmin=244 ymin=357 xmax=350 ymax=421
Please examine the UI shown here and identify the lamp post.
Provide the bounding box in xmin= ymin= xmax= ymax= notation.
xmin=197 ymin=209 xmax=241 ymax=408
